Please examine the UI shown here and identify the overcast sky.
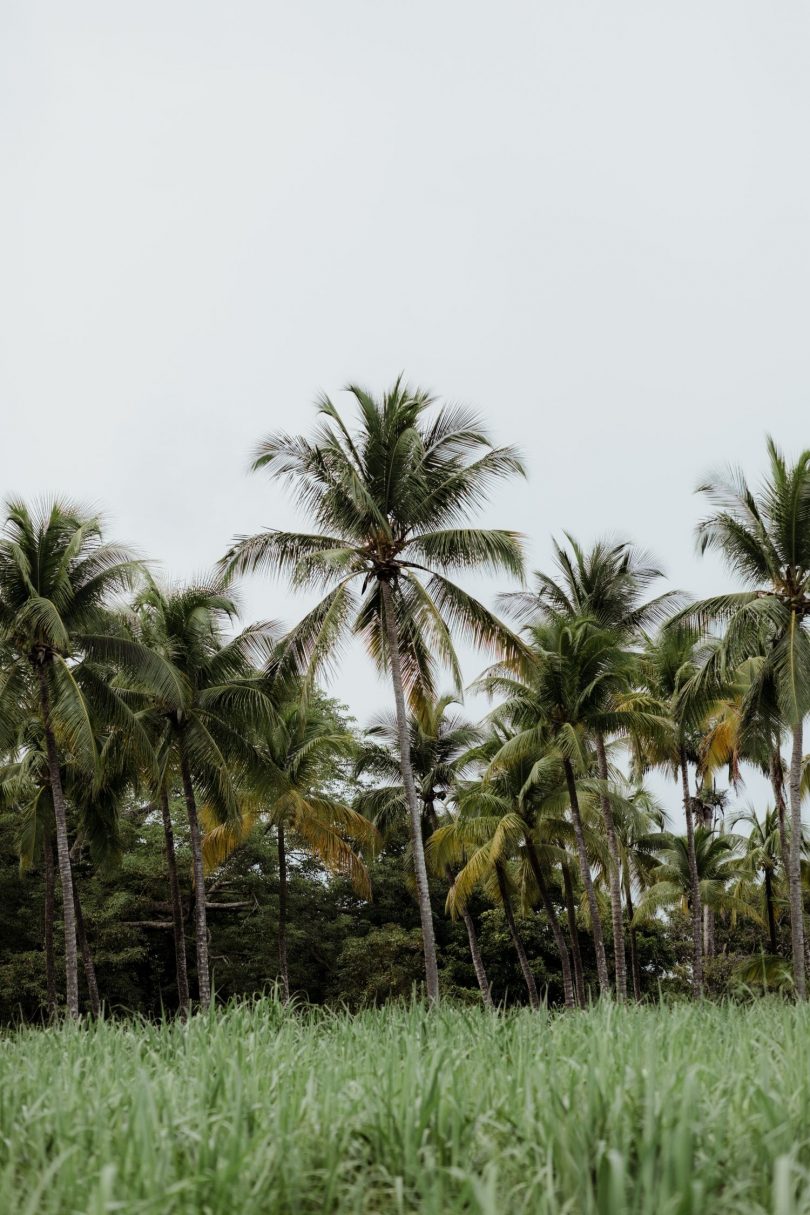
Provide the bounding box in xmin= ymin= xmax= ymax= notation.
xmin=3 ymin=2 xmax=809 ymax=819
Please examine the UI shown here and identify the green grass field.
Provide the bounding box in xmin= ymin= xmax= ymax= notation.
xmin=2 ymin=1000 xmax=810 ymax=1214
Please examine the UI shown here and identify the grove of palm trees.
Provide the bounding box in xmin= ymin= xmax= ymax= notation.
xmin=3 ymin=383 xmax=810 ymax=1212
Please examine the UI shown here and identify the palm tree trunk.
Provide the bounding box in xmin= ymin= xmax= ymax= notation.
xmin=561 ymin=862 xmax=586 ymax=1007
xmin=562 ymin=758 xmax=610 ymax=996
xmin=788 ymin=720 xmax=806 ymax=998
xmin=524 ymin=838 xmax=576 ymax=1008
xmin=159 ymin=788 xmax=190 ymax=1016
xmin=495 ymin=862 xmax=539 ymax=1009
xmin=771 ymin=749 xmax=790 ymax=872
xmin=73 ymin=880 xmax=100 ymax=1017
xmin=461 ymin=907 xmax=494 ymax=1010
xmin=36 ymin=662 xmax=80 ymax=1018
xmin=624 ymin=870 xmax=642 ymax=1000
xmin=702 ymin=904 xmax=715 ymax=959
xmin=379 ymin=577 xmax=440 ymax=1003
xmin=178 ymin=748 xmax=211 ymax=1005
xmin=679 ymin=747 xmax=703 ymax=999
xmin=42 ymin=836 xmax=57 ymax=1018
xmin=277 ymin=822 xmax=290 ymax=1004
xmin=765 ymin=867 xmax=778 ymax=954
xmin=595 ymin=733 xmax=627 ymax=1001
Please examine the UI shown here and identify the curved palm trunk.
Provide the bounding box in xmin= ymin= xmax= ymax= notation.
xmin=788 ymin=720 xmax=806 ymax=998
xmin=771 ymin=749 xmax=790 ymax=872
xmin=461 ymin=908 xmax=494 ymax=1010
xmin=562 ymin=759 xmax=610 ymax=996
xmin=159 ymin=788 xmax=190 ymax=1016
xmin=178 ymin=748 xmax=211 ymax=1005
xmin=679 ymin=747 xmax=703 ymax=999
xmin=36 ymin=663 xmax=80 ymax=1018
xmin=277 ymin=822 xmax=290 ymax=1003
xmin=523 ymin=838 xmax=576 ymax=1008
xmin=379 ymin=577 xmax=440 ymax=1003
xmin=42 ymin=836 xmax=57 ymax=1018
xmin=561 ymin=861 xmax=586 ymax=1007
xmin=73 ymin=880 xmax=100 ymax=1017
xmin=595 ymin=733 xmax=627 ymax=1000
xmin=624 ymin=870 xmax=642 ymax=1001
xmin=765 ymin=867 xmax=778 ymax=954
xmin=495 ymin=861 xmax=539 ymax=1009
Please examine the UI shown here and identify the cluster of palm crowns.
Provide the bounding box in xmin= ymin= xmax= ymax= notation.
xmin=1 ymin=378 xmax=808 ymax=1017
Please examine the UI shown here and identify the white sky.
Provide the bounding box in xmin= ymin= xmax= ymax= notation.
xmin=3 ymin=1 xmax=809 ymax=823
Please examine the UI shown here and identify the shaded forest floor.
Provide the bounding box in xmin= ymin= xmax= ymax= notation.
xmin=2 ymin=998 xmax=810 ymax=1214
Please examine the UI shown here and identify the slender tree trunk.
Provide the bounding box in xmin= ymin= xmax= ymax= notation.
xmin=159 ymin=788 xmax=190 ymax=1016
xmin=73 ymin=880 xmax=100 ymax=1017
xmin=42 ymin=836 xmax=57 ymax=1018
xmin=765 ymin=867 xmax=778 ymax=954
xmin=495 ymin=862 xmax=539 ymax=1009
xmin=36 ymin=662 xmax=80 ymax=1018
xmin=771 ymin=749 xmax=790 ymax=873
xmin=702 ymin=904 xmax=715 ymax=960
xmin=788 ymin=720 xmax=806 ymax=998
xmin=461 ymin=908 xmax=494 ymax=1010
xmin=562 ymin=759 xmax=610 ymax=996
xmin=562 ymin=862 xmax=586 ymax=1007
xmin=379 ymin=577 xmax=440 ymax=1003
xmin=178 ymin=747 xmax=211 ymax=1005
xmin=595 ymin=733 xmax=627 ymax=1000
xmin=277 ymin=822 xmax=290 ymax=1003
xmin=679 ymin=747 xmax=703 ymax=999
xmin=524 ymin=837 xmax=576 ymax=1008
xmin=624 ymin=870 xmax=642 ymax=1001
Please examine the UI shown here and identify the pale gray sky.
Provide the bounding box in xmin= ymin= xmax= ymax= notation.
xmin=2 ymin=2 xmax=809 ymax=820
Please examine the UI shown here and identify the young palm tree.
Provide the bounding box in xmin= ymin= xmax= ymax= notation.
xmin=356 ymin=695 xmax=494 ymax=1007
xmin=680 ymin=438 xmax=810 ymax=995
xmin=500 ymin=534 xmax=679 ymax=999
xmin=203 ymin=693 xmax=378 ymax=1001
xmin=731 ymin=806 xmax=784 ymax=955
xmin=0 ymin=500 xmax=171 ymax=1017
xmin=131 ymin=576 xmax=278 ymax=1005
xmin=221 ymin=379 xmax=526 ymax=1002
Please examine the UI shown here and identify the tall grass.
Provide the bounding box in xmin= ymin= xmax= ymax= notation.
xmin=2 ymin=999 xmax=810 ymax=1213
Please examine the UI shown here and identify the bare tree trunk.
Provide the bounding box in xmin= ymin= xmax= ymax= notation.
xmin=562 ymin=758 xmax=610 ymax=996
xmin=595 ymin=733 xmax=627 ymax=1000
xmin=277 ymin=822 xmax=290 ymax=1003
xmin=461 ymin=908 xmax=494 ymax=1010
xmin=562 ymin=862 xmax=586 ymax=1007
xmin=495 ymin=862 xmax=539 ymax=1009
xmin=73 ymin=880 xmax=100 ymax=1017
xmin=765 ymin=866 xmax=778 ymax=954
xmin=702 ymin=904 xmax=716 ymax=960
xmin=36 ymin=662 xmax=80 ymax=1018
xmin=179 ymin=748 xmax=211 ymax=1005
xmin=788 ymin=720 xmax=806 ymax=998
xmin=679 ymin=748 xmax=703 ymax=999
xmin=159 ymin=788 xmax=190 ymax=1016
xmin=379 ymin=577 xmax=440 ymax=1003
xmin=524 ymin=838 xmax=576 ymax=1009
xmin=42 ymin=835 xmax=57 ymax=1018
xmin=624 ymin=870 xmax=642 ymax=1001
xmin=771 ymin=749 xmax=790 ymax=872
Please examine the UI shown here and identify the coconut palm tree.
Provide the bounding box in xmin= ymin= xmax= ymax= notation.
xmin=356 ymin=695 xmax=494 ymax=1007
xmin=131 ymin=576 xmax=278 ymax=1005
xmin=500 ymin=534 xmax=679 ymax=999
xmin=0 ymin=500 xmax=175 ymax=1017
xmin=679 ymin=438 xmax=810 ymax=995
xmin=221 ymin=379 xmax=526 ymax=1002
xmin=203 ymin=693 xmax=378 ymax=1001
xmin=732 ymin=806 xmax=784 ymax=955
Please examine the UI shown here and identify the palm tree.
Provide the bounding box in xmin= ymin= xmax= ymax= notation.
xmin=0 ymin=500 xmax=169 ymax=1017
xmin=500 ymin=534 xmax=679 ymax=999
xmin=356 ymin=695 xmax=494 ymax=1007
xmin=680 ymin=438 xmax=810 ymax=995
xmin=131 ymin=576 xmax=277 ymax=1005
xmin=203 ymin=693 xmax=377 ymax=1001
xmin=732 ymin=806 xmax=783 ymax=955
xmin=221 ymin=379 xmax=526 ymax=1002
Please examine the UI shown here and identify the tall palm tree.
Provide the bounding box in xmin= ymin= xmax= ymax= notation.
xmin=680 ymin=438 xmax=810 ymax=995
xmin=732 ymin=806 xmax=783 ymax=955
xmin=356 ymin=695 xmax=494 ymax=1007
xmin=221 ymin=379 xmax=526 ymax=1002
xmin=0 ymin=500 xmax=171 ymax=1017
xmin=500 ymin=534 xmax=679 ymax=999
xmin=203 ymin=693 xmax=378 ymax=1002
xmin=131 ymin=576 xmax=278 ymax=1005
